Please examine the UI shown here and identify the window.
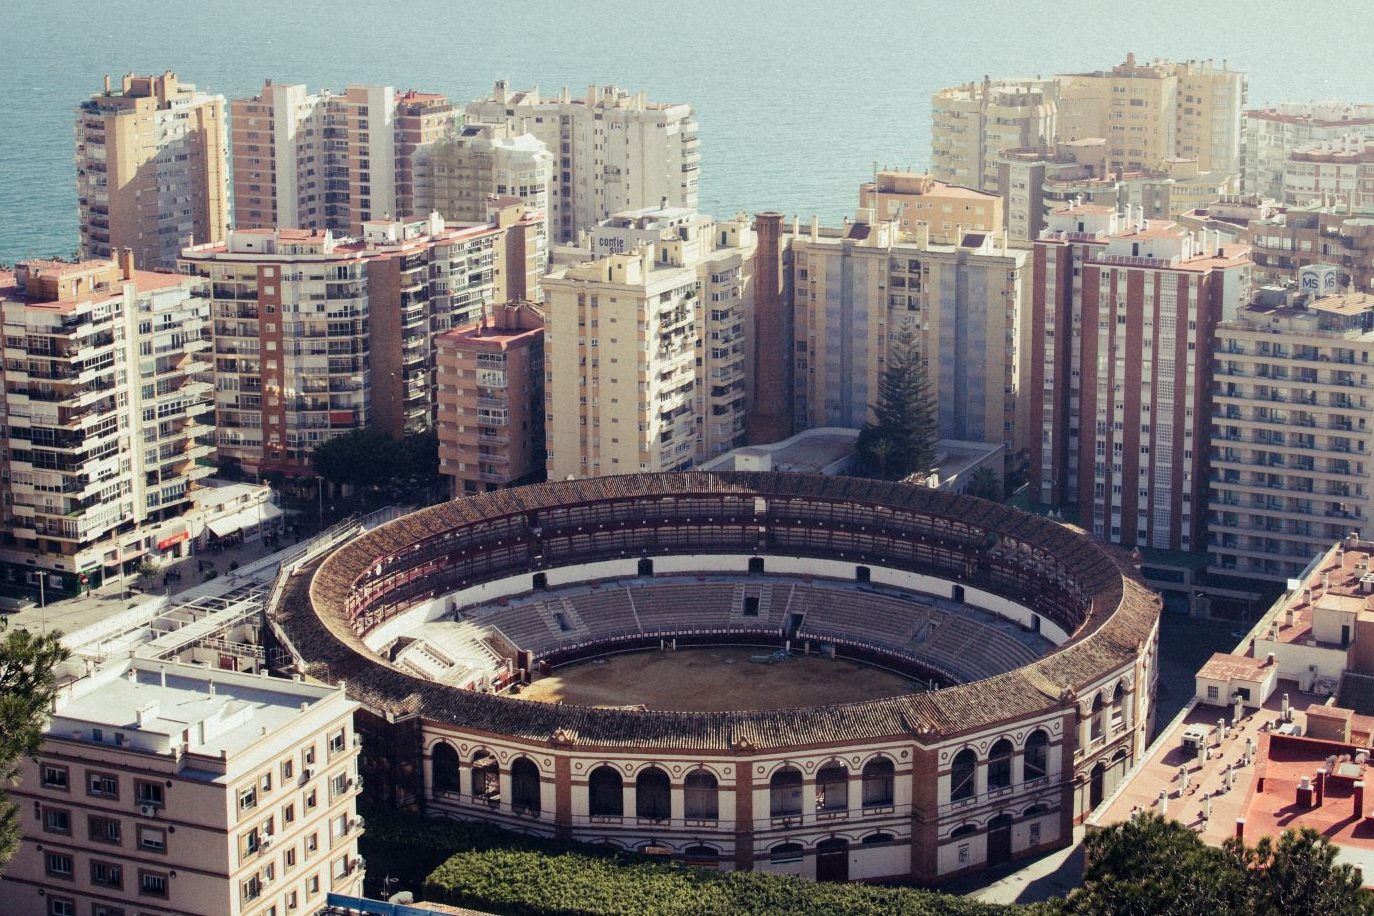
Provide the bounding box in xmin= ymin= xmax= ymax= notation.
xmin=331 ymin=855 xmax=349 ymax=880
xmin=330 ymin=771 xmax=349 ymax=800
xmin=286 ymin=889 xmax=298 ymax=910
xmin=770 ymin=842 xmax=804 ymax=864
xmin=1025 ymin=731 xmax=1050 ymax=781
xmin=988 ymin=739 xmax=1014 ymax=791
xmin=91 ymin=905 xmax=125 ymax=916
xmin=511 ymin=757 xmax=541 ymax=814
xmin=87 ymin=772 xmax=119 ymax=798
xmin=684 ymin=770 xmax=718 ymax=821
xmin=89 ymin=814 xmax=122 ymax=844
xmin=138 ymin=826 xmax=167 ymax=853
xmin=862 ymin=758 xmax=895 ymax=807
xmin=239 ymin=785 xmax=258 ymax=814
xmin=303 ymin=745 xmax=316 ymax=768
xmin=1206 ymin=685 xmax=1220 ymax=701
xmin=588 ymin=765 xmax=623 ymax=818
xmin=684 ymin=844 xmax=720 ymax=868
xmin=433 ymin=742 xmax=460 ymax=794
xmin=260 ymin=771 xmax=273 ymax=793
xmin=41 ymin=764 xmax=69 ymax=791
xmin=1090 ymin=694 xmax=1105 ymax=742
xmin=328 ymin=728 xmax=346 ymax=757
xmin=281 ymin=759 xmax=295 ymax=782
xmin=816 ymin=764 xmax=848 ymax=812
xmin=305 ymin=788 xmax=318 ymax=810
xmin=635 ymin=767 xmax=670 ymax=822
xmin=285 ymin=847 xmax=297 ymax=870
xmin=47 ymin=898 xmax=75 ymax=916
xmin=45 ymin=851 xmax=74 ymax=879
xmin=305 ymin=832 xmax=319 ymax=856
xmin=284 ymin=802 xmax=296 ymax=824
xmin=91 ymin=860 xmax=123 ymax=889
xmin=139 ymin=870 xmax=169 ymax=898
xmin=242 ymin=874 xmax=262 ymax=903
xmin=134 ymin=780 xmax=164 ymax=808
xmin=770 ymin=767 xmax=803 ymax=818
xmin=950 ymin=749 xmax=977 ymax=802
xmin=42 ymin=807 xmax=71 ymax=835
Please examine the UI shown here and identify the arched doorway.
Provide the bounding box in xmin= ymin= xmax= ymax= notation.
xmin=432 ymin=742 xmax=460 ymax=796
xmin=1089 ymin=762 xmax=1106 ymax=810
xmin=816 ymin=837 xmax=849 ymax=882
xmin=635 ymin=767 xmax=671 ymax=822
xmin=987 ymin=813 xmax=1013 ymax=866
xmin=510 ymin=757 xmax=541 ymax=814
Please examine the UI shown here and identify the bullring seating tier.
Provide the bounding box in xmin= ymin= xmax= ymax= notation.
xmin=411 ymin=576 xmax=1051 ymax=688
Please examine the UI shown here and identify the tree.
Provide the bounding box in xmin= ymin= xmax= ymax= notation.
xmin=312 ymin=429 xmax=405 ymax=489
xmin=0 ymin=629 xmax=69 ymax=872
xmin=964 ymin=467 xmax=1003 ymax=502
xmin=134 ymin=558 xmax=160 ymax=589
xmin=855 ymin=329 xmax=938 ymax=481
xmin=1229 ymin=827 xmax=1370 ymax=916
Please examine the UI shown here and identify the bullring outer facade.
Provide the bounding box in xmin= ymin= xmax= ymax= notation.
xmin=270 ymin=472 xmax=1160 ymax=884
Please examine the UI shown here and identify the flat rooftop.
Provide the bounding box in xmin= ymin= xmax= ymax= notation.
xmin=49 ymin=659 xmax=342 ymax=767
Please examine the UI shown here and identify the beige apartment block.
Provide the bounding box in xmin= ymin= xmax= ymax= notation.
xmin=414 ymin=123 xmax=553 ymax=225
xmin=1245 ymin=203 xmax=1374 ymax=291
xmin=1281 ymin=139 xmax=1374 ymax=210
xmin=543 ymin=209 xmax=754 ymax=479
xmin=789 ymin=210 xmax=1026 ymax=453
xmin=930 ymin=78 xmax=1059 ymax=193
xmin=1209 ymin=284 xmax=1374 ymax=582
xmin=4 ymin=659 xmax=362 ymax=916
xmin=1030 ymin=204 xmax=1251 ymax=551
xmin=180 ymin=206 xmax=542 ymax=476
xmin=0 ymin=256 xmax=214 ymax=594
xmin=436 ymin=300 xmax=545 ymax=496
xmin=231 ymin=81 xmax=455 ymax=236
xmin=77 ymin=72 xmax=229 ymax=270
xmin=466 ymin=82 xmax=699 ymax=243
xmin=1244 ymin=102 xmax=1374 ymax=200
xmin=858 ymin=171 xmax=1002 ymax=245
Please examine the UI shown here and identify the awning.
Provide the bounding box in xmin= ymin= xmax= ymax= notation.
xmin=206 ymin=503 xmax=285 ymax=538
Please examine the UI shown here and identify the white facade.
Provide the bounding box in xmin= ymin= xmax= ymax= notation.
xmin=466 ymin=82 xmax=699 ymax=242
xmin=415 ymin=124 xmax=553 ymax=222
xmin=1244 ymin=103 xmax=1374 ymax=200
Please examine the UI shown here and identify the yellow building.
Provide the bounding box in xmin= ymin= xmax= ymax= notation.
xmin=858 ymin=172 xmax=1002 ymax=245
xmin=76 ymin=72 xmax=228 ymax=270
xmin=543 ymin=209 xmax=755 ymax=479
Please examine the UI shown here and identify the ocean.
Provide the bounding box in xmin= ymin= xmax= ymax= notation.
xmin=3 ymin=0 xmax=1374 ymax=263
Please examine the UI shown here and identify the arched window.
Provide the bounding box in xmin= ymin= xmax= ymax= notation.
xmin=987 ymin=739 xmax=1013 ymax=791
xmin=510 ymin=757 xmax=541 ymax=814
xmin=816 ymin=763 xmax=848 ymax=812
xmin=862 ymin=757 xmax=895 ymax=808
xmin=950 ymin=748 xmax=977 ymax=802
xmin=1090 ymin=694 xmax=1105 ymax=742
xmin=683 ymin=844 xmax=719 ymax=868
xmin=635 ymin=767 xmax=671 ymax=822
xmin=770 ymin=767 xmax=803 ymax=818
xmin=471 ymin=750 xmax=499 ymax=802
xmin=770 ymin=841 xmax=804 ymax=865
xmin=588 ymin=766 xmax=623 ymax=818
xmin=432 ymin=742 xmax=460 ymax=795
xmin=684 ymin=770 xmax=718 ymax=821
xmin=951 ymin=823 xmax=978 ymax=839
xmin=1024 ymin=730 xmax=1049 ymax=782
xmin=1113 ymin=682 xmax=1127 ymax=731
xmin=862 ymin=832 xmax=895 ymax=846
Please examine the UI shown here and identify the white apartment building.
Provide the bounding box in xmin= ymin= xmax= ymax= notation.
xmin=0 ymin=256 xmax=214 ymax=595
xmin=466 ymin=81 xmax=699 ymax=243
xmin=1281 ymin=137 xmax=1374 ymax=210
xmin=930 ymin=78 xmax=1059 ymax=193
xmin=543 ymin=209 xmax=754 ymax=479
xmin=1244 ymin=102 xmax=1374 ymax=200
xmin=1210 ymin=279 xmax=1374 ymax=582
xmin=5 ymin=659 xmax=363 ymax=916
xmin=414 ymin=123 xmax=553 ymax=223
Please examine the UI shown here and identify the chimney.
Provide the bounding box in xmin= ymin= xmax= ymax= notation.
xmin=119 ymin=248 xmax=135 ymax=280
xmin=159 ymin=666 xmax=166 ymax=688
xmin=1298 ymin=775 xmax=1315 ymax=807
xmin=1316 ymin=768 xmax=1326 ymax=807
xmin=1356 ymin=780 xmax=1365 ymax=819
xmin=103 ymin=74 xmax=111 ymax=95
xmin=208 ymin=679 xmax=216 ymax=697
xmin=1234 ymin=817 xmax=1245 ymax=841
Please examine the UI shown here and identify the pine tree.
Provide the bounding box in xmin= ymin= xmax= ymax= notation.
xmin=856 ymin=329 xmax=938 ymax=481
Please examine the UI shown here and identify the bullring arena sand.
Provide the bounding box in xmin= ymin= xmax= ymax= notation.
xmin=512 ymin=647 xmax=922 ymax=711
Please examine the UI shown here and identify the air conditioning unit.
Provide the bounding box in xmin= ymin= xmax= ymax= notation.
xmin=260 ymin=834 xmax=274 ymax=848
xmin=299 ymin=769 xmax=313 ymax=784
xmin=139 ymin=804 xmax=158 ymax=817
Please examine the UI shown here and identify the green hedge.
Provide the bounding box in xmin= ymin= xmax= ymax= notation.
xmin=424 ymin=848 xmax=1016 ymax=916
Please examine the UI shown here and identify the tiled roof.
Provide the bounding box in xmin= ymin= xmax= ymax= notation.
xmin=1338 ymin=671 xmax=1374 ymax=717
xmin=275 ymin=472 xmax=1159 ymax=750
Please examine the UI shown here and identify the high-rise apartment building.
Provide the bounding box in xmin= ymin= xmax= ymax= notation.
xmin=543 ymin=209 xmax=754 ymax=479
xmin=1209 ymin=281 xmax=1374 ymax=582
xmin=180 ymin=206 xmax=542 ymax=476
xmin=231 ymin=82 xmax=454 ymax=236
xmin=789 ymin=209 xmax=1027 ymax=452
xmin=1280 ymin=139 xmax=1374 ymax=210
xmin=466 ymin=81 xmax=699 ymax=243
xmin=76 ymin=72 xmax=229 ymax=270
xmin=5 ymin=659 xmax=362 ymax=916
xmin=1057 ymin=55 xmax=1245 ymax=176
xmin=930 ymin=78 xmax=1059 ymax=193
xmin=1245 ymin=203 xmax=1374 ymax=291
xmin=1030 ymin=204 xmax=1251 ymax=551
xmin=1243 ymin=102 xmax=1374 ymax=200
xmin=414 ymin=123 xmax=553 ymax=224
xmin=857 ymin=171 xmax=1002 ymax=244
xmin=436 ymin=300 xmax=545 ymax=496
xmin=0 ymin=256 xmax=214 ymax=593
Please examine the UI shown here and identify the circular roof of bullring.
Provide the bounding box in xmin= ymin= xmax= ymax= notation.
xmin=272 ymin=472 xmax=1159 ymax=751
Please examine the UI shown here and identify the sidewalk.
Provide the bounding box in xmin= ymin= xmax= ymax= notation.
xmin=4 ymin=535 xmax=291 ymax=637
xmin=951 ymin=826 xmax=1086 ymax=906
